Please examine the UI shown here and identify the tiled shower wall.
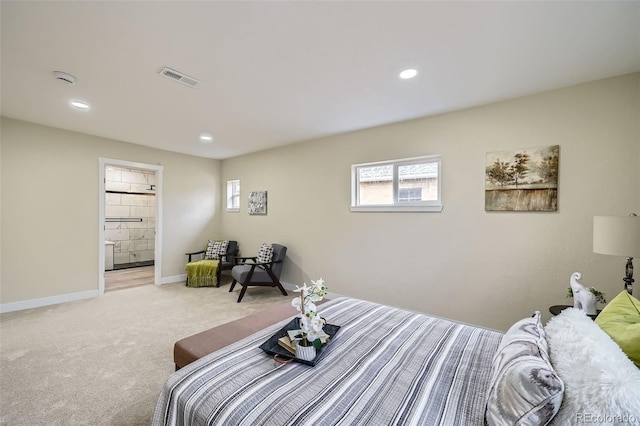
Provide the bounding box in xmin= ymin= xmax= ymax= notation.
xmin=105 ymin=167 xmax=156 ymax=266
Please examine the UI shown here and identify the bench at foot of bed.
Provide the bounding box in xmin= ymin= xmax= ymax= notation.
xmin=173 ymin=302 xmax=296 ymax=370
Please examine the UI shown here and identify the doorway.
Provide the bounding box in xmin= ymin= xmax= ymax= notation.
xmin=98 ymin=158 xmax=163 ymax=295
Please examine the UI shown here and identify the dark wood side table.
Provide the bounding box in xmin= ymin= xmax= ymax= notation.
xmin=549 ymin=304 xmax=601 ymax=319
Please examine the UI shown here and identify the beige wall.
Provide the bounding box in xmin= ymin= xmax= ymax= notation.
xmin=221 ymin=73 xmax=640 ymax=331
xmin=1 ymin=74 xmax=638 ymax=327
xmin=0 ymin=118 xmax=221 ymax=305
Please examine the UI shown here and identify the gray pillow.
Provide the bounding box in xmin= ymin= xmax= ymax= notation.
xmin=486 ymin=311 xmax=564 ymax=426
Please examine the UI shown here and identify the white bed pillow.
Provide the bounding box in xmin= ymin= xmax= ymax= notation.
xmin=545 ymin=307 xmax=640 ymax=425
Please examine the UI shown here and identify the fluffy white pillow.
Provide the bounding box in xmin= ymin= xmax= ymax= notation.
xmin=546 ymin=307 xmax=640 ymax=425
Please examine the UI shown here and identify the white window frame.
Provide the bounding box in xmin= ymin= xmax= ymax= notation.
xmin=350 ymin=155 xmax=443 ymax=212
xmin=226 ymin=179 xmax=240 ymax=212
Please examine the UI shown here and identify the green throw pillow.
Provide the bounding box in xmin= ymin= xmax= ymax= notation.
xmin=595 ymin=290 xmax=640 ymax=368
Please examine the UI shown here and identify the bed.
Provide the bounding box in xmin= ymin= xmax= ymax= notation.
xmin=153 ymin=295 xmax=640 ymax=426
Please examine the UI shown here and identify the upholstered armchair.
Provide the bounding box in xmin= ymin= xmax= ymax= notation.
xmin=185 ymin=240 xmax=238 ymax=287
xmin=229 ymin=243 xmax=287 ymax=302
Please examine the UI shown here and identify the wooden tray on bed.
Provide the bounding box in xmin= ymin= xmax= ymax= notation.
xmin=259 ymin=318 xmax=340 ymax=366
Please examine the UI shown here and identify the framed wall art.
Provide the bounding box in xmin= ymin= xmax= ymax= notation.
xmin=485 ymin=145 xmax=559 ymax=212
xmin=248 ymin=191 xmax=268 ymax=215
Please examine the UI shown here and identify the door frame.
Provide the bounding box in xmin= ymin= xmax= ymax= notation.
xmin=98 ymin=157 xmax=164 ymax=294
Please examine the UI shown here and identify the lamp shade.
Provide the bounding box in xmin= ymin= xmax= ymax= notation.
xmin=593 ymin=215 xmax=640 ymax=257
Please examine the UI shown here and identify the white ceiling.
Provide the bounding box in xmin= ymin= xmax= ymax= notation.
xmin=1 ymin=1 xmax=639 ymax=160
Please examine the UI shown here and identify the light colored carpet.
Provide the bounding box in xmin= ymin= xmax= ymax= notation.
xmin=0 ymin=279 xmax=290 ymax=425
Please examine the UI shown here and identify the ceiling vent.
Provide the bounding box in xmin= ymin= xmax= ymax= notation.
xmin=159 ymin=67 xmax=199 ymax=88
xmin=52 ymin=71 xmax=76 ymax=85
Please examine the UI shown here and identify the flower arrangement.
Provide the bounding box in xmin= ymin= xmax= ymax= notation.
xmin=292 ymin=278 xmax=328 ymax=349
xmin=566 ymin=286 xmax=606 ymax=304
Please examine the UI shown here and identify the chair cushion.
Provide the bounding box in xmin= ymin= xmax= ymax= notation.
xmin=219 ymin=259 xmax=234 ymax=268
xmin=486 ymin=311 xmax=564 ymax=426
xmin=594 ymin=290 xmax=640 ymax=368
xmin=205 ymin=240 xmax=228 ymax=260
xmin=257 ymin=243 xmax=274 ymax=263
xmin=231 ymin=264 xmax=272 ymax=284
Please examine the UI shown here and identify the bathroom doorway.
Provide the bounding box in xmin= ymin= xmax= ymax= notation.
xmin=104 ymin=265 xmax=155 ymax=291
xmin=98 ymin=158 xmax=163 ymax=295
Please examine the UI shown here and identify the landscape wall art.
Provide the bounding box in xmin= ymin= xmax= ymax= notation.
xmin=485 ymin=145 xmax=559 ymax=212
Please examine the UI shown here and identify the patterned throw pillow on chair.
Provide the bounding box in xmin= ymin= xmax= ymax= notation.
xmin=205 ymin=240 xmax=228 ymax=260
xmin=257 ymin=243 xmax=273 ymax=264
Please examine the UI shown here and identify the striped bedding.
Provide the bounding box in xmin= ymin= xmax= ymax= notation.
xmin=153 ymin=297 xmax=502 ymax=426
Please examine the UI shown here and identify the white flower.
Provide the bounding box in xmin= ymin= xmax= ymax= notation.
xmin=307 ymin=292 xmax=322 ymax=302
xmin=306 ymin=327 xmax=322 ymax=342
xmin=309 ymin=315 xmax=325 ymax=331
xmin=292 ymin=279 xmax=328 ymax=345
xmin=304 ymin=301 xmax=317 ymax=313
xmin=300 ymin=314 xmax=310 ymax=330
xmin=291 ymin=297 xmax=301 ymax=310
xmin=293 ymin=283 xmax=309 ymax=293
xmin=303 ymin=313 xmax=325 ymax=341
xmin=292 ymin=283 xmax=310 ymax=313
xmin=308 ymin=279 xmax=327 ymax=301
xmin=312 ymin=278 xmax=325 ymax=290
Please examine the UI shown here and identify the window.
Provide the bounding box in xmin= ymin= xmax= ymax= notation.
xmin=226 ymin=180 xmax=240 ymax=211
xmin=398 ymin=187 xmax=422 ymax=202
xmin=351 ymin=155 xmax=442 ymax=212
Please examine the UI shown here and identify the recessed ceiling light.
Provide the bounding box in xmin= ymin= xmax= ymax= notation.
xmin=399 ymin=69 xmax=418 ymax=80
xmin=70 ymin=100 xmax=90 ymax=110
xmin=199 ymin=133 xmax=213 ymax=142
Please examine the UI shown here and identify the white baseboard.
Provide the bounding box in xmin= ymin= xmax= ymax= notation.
xmin=1 ymin=274 xmax=186 ymax=313
xmin=0 ymin=290 xmax=99 ymax=314
xmin=0 ymin=280 xmax=345 ymax=314
xmin=157 ymin=274 xmax=186 ymax=285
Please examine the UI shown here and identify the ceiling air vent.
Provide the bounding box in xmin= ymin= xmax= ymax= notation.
xmin=52 ymin=71 xmax=76 ymax=85
xmin=159 ymin=67 xmax=200 ymax=88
